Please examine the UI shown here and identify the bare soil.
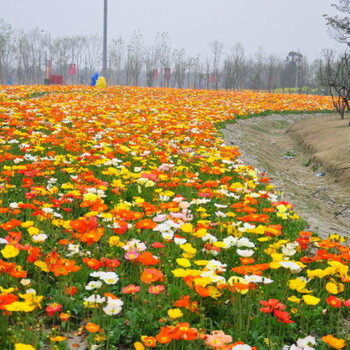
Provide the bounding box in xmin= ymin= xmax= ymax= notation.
xmin=222 ymin=113 xmax=350 ymax=239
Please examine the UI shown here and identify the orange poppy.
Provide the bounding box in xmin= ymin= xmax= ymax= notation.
xmin=141 ymin=336 xmax=157 ymax=347
xmin=85 ymin=322 xmax=100 ymax=333
xmin=140 ymin=268 xmax=165 ymax=284
xmin=1 ymin=219 xmax=22 ymax=231
xmin=137 ymin=252 xmax=160 ymax=266
xmin=321 ymin=335 xmax=346 ymax=349
xmin=78 ymin=228 xmax=105 ymax=245
xmin=135 ymin=219 xmax=157 ymax=230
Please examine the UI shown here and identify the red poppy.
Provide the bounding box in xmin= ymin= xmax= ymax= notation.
xmin=46 ymin=302 xmax=63 ymax=316
xmin=83 ymin=257 xmax=104 ymax=270
xmin=326 ymin=295 xmax=342 ymax=308
xmin=260 ymin=299 xmax=294 ymax=323
xmin=113 ymin=220 xmax=128 ymax=235
xmin=22 ymin=178 xmax=34 ymax=188
xmin=343 ymin=299 xmax=350 ymax=307
xmin=151 ymin=242 xmax=165 ymax=249
xmin=27 ymin=247 xmax=42 ymax=263
xmin=64 ymin=286 xmax=78 ymax=296
xmin=0 ymin=293 xmax=18 ymax=310
xmin=101 ymin=258 xmax=120 ymax=269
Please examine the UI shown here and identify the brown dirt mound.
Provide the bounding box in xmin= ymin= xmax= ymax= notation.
xmin=222 ymin=113 xmax=350 ymax=238
xmin=287 ymin=116 xmax=350 ymax=185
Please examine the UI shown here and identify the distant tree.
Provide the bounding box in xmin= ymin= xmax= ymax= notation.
xmin=249 ymin=46 xmax=266 ymax=90
xmin=16 ymin=30 xmax=32 ymax=84
xmin=297 ymin=56 xmax=313 ymax=93
xmin=223 ymin=43 xmax=246 ymax=90
xmin=125 ymin=31 xmax=144 ymax=86
xmin=324 ymin=0 xmax=350 ymax=45
xmin=69 ymin=35 xmax=89 ymax=84
xmin=266 ymin=54 xmax=282 ymax=92
xmin=84 ymin=35 xmax=102 ymax=82
xmin=320 ymin=49 xmax=350 ymax=123
xmin=186 ymin=56 xmax=200 ymax=89
xmin=51 ymin=36 xmax=72 ymax=81
xmin=209 ymin=40 xmax=224 ymax=90
xmin=109 ymin=36 xmax=125 ymax=85
xmin=155 ymin=32 xmax=171 ymax=87
xmin=282 ymin=51 xmax=303 ymax=92
xmin=0 ymin=19 xmax=15 ymax=83
xmin=205 ymin=58 xmax=210 ymax=90
xmin=171 ymin=48 xmax=187 ymax=88
xmin=0 ymin=18 xmax=331 ymax=91
xmin=144 ymin=42 xmax=159 ymax=87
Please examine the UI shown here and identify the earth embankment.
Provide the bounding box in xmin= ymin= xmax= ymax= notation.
xmin=222 ymin=113 xmax=350 ymax=238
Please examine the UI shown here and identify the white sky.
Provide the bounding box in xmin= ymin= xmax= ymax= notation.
xmin=0 ymin=0 xmax=343 ymax=59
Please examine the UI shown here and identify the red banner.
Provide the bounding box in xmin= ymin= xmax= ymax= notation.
xmin=68 ymin=63 xmax=77 ymax=76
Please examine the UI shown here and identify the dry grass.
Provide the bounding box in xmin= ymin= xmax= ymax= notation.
xmin=288 ymin=115 xmax=350 ymax=184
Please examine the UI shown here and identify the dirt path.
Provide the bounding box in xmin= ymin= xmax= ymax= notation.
xmin=222 ymin=113 xmax=350 ymax=239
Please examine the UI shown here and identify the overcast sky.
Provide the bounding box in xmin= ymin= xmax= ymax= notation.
xmin=1 ymin=0 xmax=343 ymax=59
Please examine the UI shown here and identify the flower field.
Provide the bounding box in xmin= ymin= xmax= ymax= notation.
xmin=0 ymin=85 xmax=349 ymax=350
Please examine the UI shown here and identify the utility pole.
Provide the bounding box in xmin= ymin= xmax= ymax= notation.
xmin=102 ymin=0 xmax=108 ymax=78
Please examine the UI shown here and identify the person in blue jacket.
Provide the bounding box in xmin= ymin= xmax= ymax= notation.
xmin=90 ymin=72 xmax=99 ymax=86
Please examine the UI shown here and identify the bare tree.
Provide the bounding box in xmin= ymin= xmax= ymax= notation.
xmin=109 ymin=36 xmax=125 ymax=85
xmin=144 ymin=43 xmax=159 ymax=87
xmin=155 ymin=32 xmax=171 ymax=87
xmin=125 ymin=31 xmax=144 ymax=86
xmin=324 ymin=0 xmax=350 ymax=45
xmin=66 ymin=35 xmax=89 ymax=84
xmin=186 ymin=56 xmax=200 ymax=88
xmin=0 ymin=19 xmax=15 ymax=84
xmin=84 ymin=35 xmax=102 ymax=83
xmin=266 ymin=54 xmax=282 ymax=92
xmin=223 ymin=43 xmax=246 ymax=90
xmin=16 ymin=30 xmax=32 ymax=84
xmin=249 ymin=46 xmax=266 ymax=90
xmin=297 ymin=56 xmax=312 ymax=93
xmin=51 ymin=37 xmax=72 ymax=81
xmin=320 ymin=49 xmax=350 ymax=123
xmin=25 ymin=28 xmax=46 ymax=83
xmin=172 ymin=48 xmax=187 ymax=88
xmin=209 ymin=40 xmax=224 ymax=90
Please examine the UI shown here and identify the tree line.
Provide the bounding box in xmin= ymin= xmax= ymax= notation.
xmin=0 ymin=17 xmax=338 ymax=93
